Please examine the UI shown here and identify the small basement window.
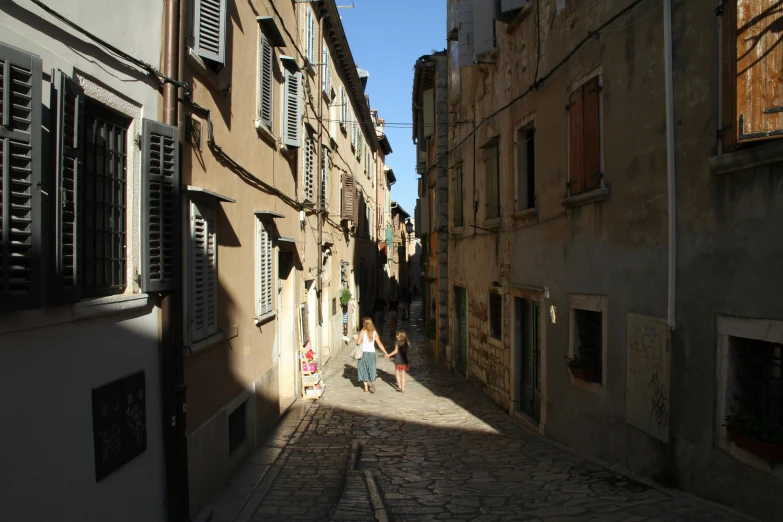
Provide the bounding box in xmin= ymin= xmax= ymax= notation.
xmin=228 ymin=401 xmax=248 ymax=454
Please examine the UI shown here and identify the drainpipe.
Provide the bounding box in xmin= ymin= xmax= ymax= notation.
xmin=162 ymin=0 xmax=189 ymax=520
xmin=317 ymin=9 xmax=324 ymax=353
xmin=663 ymin=0 xmax=676 ymax=331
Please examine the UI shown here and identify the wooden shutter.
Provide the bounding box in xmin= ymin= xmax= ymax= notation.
xmin=256 ymin=221 xmax=273 ymax=316
xmin=54 ymin=71 xmax=84 ymax=303
xmin=0 ymin=43 xmax=43 ymax=312
xmin=721 ymin=0 xmax=738 ymax=150
xmin=189 ymin=201 xmax=217 ymax=342
xmin=734 ymin=0 xmax=783 ymax=142
xmin=141 ymin=118 xmax=180 ymax=293
xmin=568 ymin=87 xmax=584 ymax=195
xmin=259 ymin=33 xmax=273 ymax=129
xmin=303 ymin=133 xmax=314 ymax=201
xmin=193 ymin=0 xmax=227 ymax=65
xmin=582 ymin=77 xmax=601 ymax=191
xmin=282 ymin=70 xmax=301 ymax=148
xmin=341 ymin=173 xmax=354 ymax=220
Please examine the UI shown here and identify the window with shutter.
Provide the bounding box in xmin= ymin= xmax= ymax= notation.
xmin=516 ymin=123 xmax=536 ymax=211
xmin=350 ymin=108 xmax=357 ymax=149
xmin=454 ymin=163 xmax=464 ymax=227
xmin=352 ymin=185 xmax=360 ymax=224
xmin=54 ymin=70 xmax=84 ymax=303
xmin=303 ymin=132 xmax=315 ymax=202
xmin=0 ymin=43 xmax=43 ymax=312
xmin=568 ymin=76 xmax=601 ymax=196
xmin=457 ymin=0 xmax=475 ymax=68
xmin=255 ymin=218 xmax=273 ymax=317
xmin=340 ymin=87 xmax=347 ymax=130
xmin=341 ymin=173 xmax=355 ymax=221
xmin=305 ymin=7 xmax=316 ymax=65
xmin=258 ymin=32 xmax=274 ymax=130
xmin=322 ymin=45 xmax=331 ymax=96
xmin=189 ymin=201 xmax=218 ymax=342
xmin=282 ymin=69 xmax=301 ymax=148
xmin=321 ymin=146 xmax=329 ymax=210
xmin=142 ymin=118 xmax=180 ymax=293
xmin=722 ymin=0 xmax=783 ymax=148
xmin=484 ymin=140 xmax=500 ymax=219
xmin=193 ymin=0 xmax=227 ymax=66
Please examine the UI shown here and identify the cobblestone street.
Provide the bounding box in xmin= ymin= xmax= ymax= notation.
xmin=208 ymin=300 xmax=753 ymax=522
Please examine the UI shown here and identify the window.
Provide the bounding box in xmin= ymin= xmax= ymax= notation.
xmin=728 ymin=337 xmax=782 ymax=437
xmin=483 ymin=139 xmax=500 ymax=219
xmin=228 ymin=401 xmax=247 ymax=454
xmin=332 ymin=298 xmax=337 ymax=316
xmin=573 ymin=309 xmax=603 ymax=383
xmin=255 ymin=219 xmax=273 ymax=318
xmin=320 ymin=146 xmax=329 ymax=210
xmin=489 ymin=291 xmax=502 ymax=341
xmin=193 ymin=0 xmax=227 ymax=67
xmin=83 ymin=101 xmax=130 ymax=297
xmin=339 ymin=86 xmax=347 ymax=130
xmin=721 ymin=1 xmax=783 ymax=149
xmin=258 ymin=31 xmax=274 ymax=130
xmin=189 ymin=200 xmax=218 ymax=342
xmin=303 ymin=132 xmax=315 ymax=202
xmin=516 ymin=123 xmax=535 ymax=211
xmin=453 ymin=163 xmax=464 ymax=227
xmin=282 ymin=69 xmax=302 ymax=148
xmin=568 ymin=76 xmax=601 ymax=196
xmin=341 ymin=173 xmax=356 ymax=222
xmin=305 ymin=6 xmax=316 ymax=65
xmin=322 ymin=45 xmax=331 ymax=96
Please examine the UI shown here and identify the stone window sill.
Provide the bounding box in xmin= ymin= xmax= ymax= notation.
xmin=450 ymin=226 xmax=465 ymax=235
xmin=255 ymin=310 xmax=277 ymax=326
xmin=254 ymin=120 xmax=279 ymax=148
xmin=569 ymin=374 xmax=606 ymax=395
xmin=72 ymin=293 xmax=150 ymax=322
xmin=185 ymin=48 xmax=229 ymax=93
xmin=561 ymin=187 xmax=610 ymax=209
xmin=187 ymin=330 xmax=226 ymax=356
xmin=481 ymin=217 xmax=501 ymax=230
xmin=488 ymin=336 xmax=504 ymax=348
xmin=512 ymin=207 xmax=538 ymax=221
xmin=708 ymin=140 xmax=783 ymax=175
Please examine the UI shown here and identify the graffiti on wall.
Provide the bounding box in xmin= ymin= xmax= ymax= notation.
xmin=626 ymin=314 xmax=670 ymax=443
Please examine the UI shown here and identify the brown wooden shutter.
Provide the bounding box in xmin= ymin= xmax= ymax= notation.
xmin=341 ymin=173 xmax=354 ymax=220
xmin=568 ymin=87 xmax=584 ymax=195
xmin=734 ymin=0 xmax=783 ymax=142
xmin=583 ymin=77 xmax=601 ymax=192
xmin=722 ymin=0 xmax=738 ymax=150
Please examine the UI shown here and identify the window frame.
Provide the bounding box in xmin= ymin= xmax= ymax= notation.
xmin=482 ymin=138 xmax=500 ymax=221
xmin=568 ymin=294 xmax=608 ymax=392
xmin=567 ymin=72 xmax=604 ymax=198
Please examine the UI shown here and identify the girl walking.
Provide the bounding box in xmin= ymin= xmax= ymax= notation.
xmin=386 ymin=331 xmax=410 ymax=392
xmin=355 ymin=317 xmax=388 ymax=393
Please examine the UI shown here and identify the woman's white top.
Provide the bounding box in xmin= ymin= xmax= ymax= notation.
xmin=360 ymin=330 xmax=377 ymax=352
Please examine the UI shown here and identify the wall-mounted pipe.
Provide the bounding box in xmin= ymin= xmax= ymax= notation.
xmin=663 ymin=0 xmax=677 ymax=330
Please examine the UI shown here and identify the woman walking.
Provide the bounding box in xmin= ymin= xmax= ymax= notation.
xmin=386 ymin=331 xmax=410 ymax=393
xmin=356 ymin=317 xmax=388 ymax=393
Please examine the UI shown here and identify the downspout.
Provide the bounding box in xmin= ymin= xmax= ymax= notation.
xmin=317 ymin=9 xmax=324 ymax=350
xmin=663 ymin=0 xmax=676 ymax=330
xmin=162 ymin=0 xmax=189 ymax=520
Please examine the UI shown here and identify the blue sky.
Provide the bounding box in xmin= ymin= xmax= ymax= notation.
xmin=340 ymin=0 xmax=446 ymax=218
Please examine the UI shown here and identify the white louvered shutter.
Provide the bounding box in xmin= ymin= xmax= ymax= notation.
xmin=259 ymin=33 xmax=273 ymax=129
xmin=190 ymin=201 xmax=218 ymax=342
xmin=0 ymin=43 xmax=43 ymax=312
xmin=340 ymin=87 xmax=346 ymax=128
xmin=256 ymin=220 xmax=273 ymax=316
xmin=303 ymin=133 xmax=314 ymax=202
xmin=305 ymin=8 xmax=315 ymax=65
xmin=322 ymin=46 xmax=331 ymax=95
xmin=282 ymin=70 xmax=302 ymax=148
xmin=194 ymin=0 xmax=227 ymax=65
xmin=321 ymin=147 xmax=329 ymax=210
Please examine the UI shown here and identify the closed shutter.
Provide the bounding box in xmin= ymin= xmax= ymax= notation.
xmin=256 ymin=221 xmax=273 ymax=316
xmin=339 ymin=86 xmax=346 ymax=128
xmin=322 ymin=46 xmax=331 ymax=95
xmin=350 ymin=108 xmax=357 ymax=149
xmin=0 ymin=43 xmax=43 ymax=312
xmin=303 ymin=133 xmax=314 ymax=201
xmin=259 ymin=33 xmax=273 ymax=129
xmin=54 ymin=71 xmax=84 ymax=303
xmin=423 ymin=89 xmax=435 ymax=138
xmin=321 ymin=146 xmax=329 ymax=209
xmin=568 ymin=86 xmax=584 ymax=195
xmin=190 ymin=201 xmax=217 ymax=342
xmin=353 ymin=186 xmax=360 ymax=224
xmin=282 ymin=70 xmax=301 ymax=148
xmin=734 ymin=0 xmax=783 ymax=142
xmin=457 ymin=0 xmax=475 ymax=68
xmin=357 ymin=131 xmax=364 ymax=158
xmin=582 ymin=77 xmax=601 ymax=191
xmin=141 ymin=118 xmax=180 ymax=293
xmin=305 ymin=7 xmax=315 ymax=65
xmin=341 ymin=173 xmax=354 ymax=220
xmin=193 ymin=0 xmax=227 ymax=65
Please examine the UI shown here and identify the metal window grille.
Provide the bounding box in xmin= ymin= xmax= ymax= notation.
xmin=228 ymin=401 xmax=247 ymax=454
xmin=575 ymin=309 xmax=602 ymax=382
xmin=83 ymin=102 xmax=128 ymax=297
xmin=489 ymin=292 xmax=502 ymax=340
xmin=732 ymin=337 xmax=783 ymax=427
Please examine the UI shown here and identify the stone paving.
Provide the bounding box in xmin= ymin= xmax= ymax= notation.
xmin=207 ymin=300 xmax=754 ymax=522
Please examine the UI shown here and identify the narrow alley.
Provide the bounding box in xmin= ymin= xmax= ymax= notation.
xmin=205 ymin=300 xmax=748 ymax=522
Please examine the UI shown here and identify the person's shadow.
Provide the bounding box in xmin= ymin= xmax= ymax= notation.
xmin=342 ymin=362 xmax=398 ymax=390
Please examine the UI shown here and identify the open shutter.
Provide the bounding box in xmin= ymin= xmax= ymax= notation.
xmin=735 ymin=0 xmax=783 ymax=141
xmin=193 ymin=0 xmax=227 ymax=65
xmin=341 ymin=173 xmax=354 ymax=221
xmin=303 ymin=133 xmax=314 ymax=201
xmin=352 ymin=186 xmax=360 ymax=225
xmin=54 ymin=71 xmax=84 ymax=303
xmin=321 ymin=147 xmax=329 ymax=209
xmin=568 ymin=87 xmax=584 ymax=196
xmin=340 ymin=87 xmax=346 ymax=127
xmin=457 ymin=0 xmax=475 ymax=68
xmin=322 ymin=46 xmax=331 ymax=95
xmin=283 ymin=70 xmax=301 ymax=148
xmin=190 ymin=201 xmax=217 ymax=342
xmin=305 ymin=7 xmax=315 ymax=65
xmin=256 ymin=221 xmax=273 ymax=316
xmin=142 ymin=119 xmax=180 ymax=293
xmin=259 ymin=33 xmax=273 ymax=129
xmin=721 ymin=0 xmax=737 ymax=150
xmin=473 ymin=0 xmax=496 ymax=56
xmin=0 ymin=43 xmax=43 ymax=312
xmin=582 ymin=77 xmax=601 ymax=191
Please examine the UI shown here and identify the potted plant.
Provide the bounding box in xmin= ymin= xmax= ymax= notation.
xmin=724 ymin=412 xmax=783 ymax=465
xmin=339 ymin=288 xmax=352 ymax=307
xmin=566 ymin=355 xmax=600 ymax=382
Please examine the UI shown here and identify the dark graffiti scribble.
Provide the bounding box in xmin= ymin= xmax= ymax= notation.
xmin=648 ymin=372 xmax=668 ymax=428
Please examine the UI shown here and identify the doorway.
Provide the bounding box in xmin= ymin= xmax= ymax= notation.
xmin=514 ymin=297 xmax=541 ymax=422
xmin=454 ymin=286 xmax=468 ymax=375
xmin=278 ymin=251 xmax=297 ymax=409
